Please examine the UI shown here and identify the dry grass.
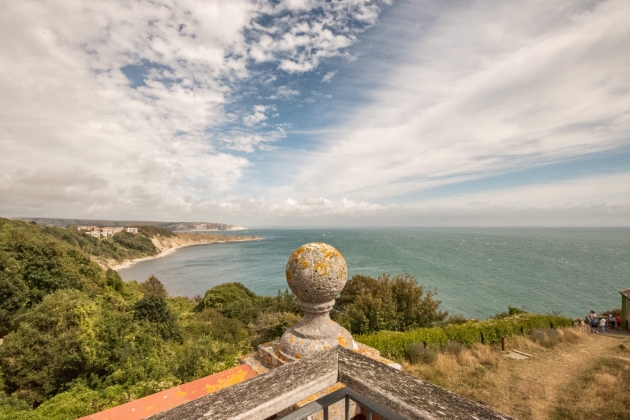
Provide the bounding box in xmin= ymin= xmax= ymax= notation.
xmin=551 ymin=347 xmax=630 ymax=420
xmin=402 ymin=327 xmax=630 ymax=419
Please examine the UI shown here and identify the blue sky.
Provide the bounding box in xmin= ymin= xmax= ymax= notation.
xmin=1 ymin=0 xmax=629 ymax=226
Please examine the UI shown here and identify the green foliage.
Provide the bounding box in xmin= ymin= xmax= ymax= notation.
xmin=0 ymin=219 xmax=103 ymax=310
xmin=196 ymin=283 xmax=301 ymax=325
xmin=0 ymin=250 xmax=27 ymax=335
xmin=171 ymin=336 xmax=241 ymax=383
xmin=358 ymin=314 xmax=573 ymax=361
xmin=601 ymin=308 xmax=621 ymax=317
xmin=180 ymin=308 xmax=249 ymax=345
xmin=334 ymin=274 xmax=447 ymax=334
xmin=405 ymin=343 xmax=438 ymax=364
xmin=0 ymin=290 xmax=95 ymax=406
xmin=249 ymin=312 xmax=302 ymax=345
xmin=133 ymin=295 xmax=181 ymax=341
xmin=137 ymin=226 xmax=175 ymax=238
xmin=492 ymin=306 xmax=528 ymax=319
xmin=104 ymin=269 xmax=123 ymax=292
xmin=139 ymin=275 xmax=168 ymax=298
xmin=112 ymin=232 xmax=157 ymax=254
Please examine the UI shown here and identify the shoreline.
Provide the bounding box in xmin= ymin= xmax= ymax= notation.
xmin=100 ymin=234 xmax=262 ymax=271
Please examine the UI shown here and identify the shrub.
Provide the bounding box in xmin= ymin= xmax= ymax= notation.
xmin=133 ymin=295 xmax=181 ymax=341
xmin=139 ymin=275 xmax=168 ymax=298
xmin=444 ymin=340 xmax=464 ymax=356
xmin=170 ymin=336 xmax=241 ymax=383
xmin=334 ymin=274 xmax=447 ymax=335
xmin=0 ymin=290 xmax=95 ymax=406
xmin=529 ymin=327 xmax=584 ymax=348
xmin=358 ymin=313 xmax=573 ymax=360
xmin=104 ymin=269 xmax=124 ymax=292
xmin=405 ymin=343 xmax=438 ymax=364
xmin=249 ymin=312 xmax=301 ymax=344
xmin=137 ymin=226 xmax=174 ymax=238
xmin=601 ymin=308 xmax=621 ymax=318
xmin=112 ymin=232 xmax=156 ymax=254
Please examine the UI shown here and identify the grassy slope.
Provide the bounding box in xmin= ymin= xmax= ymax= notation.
xmin=402 ymin=327 xmax=630 ymax=420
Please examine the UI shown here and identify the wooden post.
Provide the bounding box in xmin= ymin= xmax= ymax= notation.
xmin=550 ymin=322 xmax=554 ymax=329
xmin=480 ymin=332 xmax=485 ymax=345
xmin=423 ymin=341 xmax=426 ymax=349
xmin=520 ymin=326 xmax=524 ymax=335
xmin=501 ymin=336 xmax=505 ymax=352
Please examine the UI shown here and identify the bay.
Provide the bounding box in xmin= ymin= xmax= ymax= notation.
xmin=118 ymin=227 xmax=630 ymax=319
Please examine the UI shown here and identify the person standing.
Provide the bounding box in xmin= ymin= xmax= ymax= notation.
xmin=588 ymin=310 xmax=598 ymax=333
xmin=609 ymin=314 xmax=616 ymax=330
xmin=599 ymin=316 xmax=607 ymax=333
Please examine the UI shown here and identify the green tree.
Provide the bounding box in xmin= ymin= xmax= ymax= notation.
xmin=334 ymin=274 xmax=447 ymax=335
xmin=104 ymin=269 xmax=124 ymax=292
xmin=133 ymin=295 xmax=181 ymax=341
xmin=139 ymin=275 xmax=167 ymax=298
xmin=0 ymin=290 xmax=94 ymax=406
xmin=0 ymin=250 xmax=27 ymax=335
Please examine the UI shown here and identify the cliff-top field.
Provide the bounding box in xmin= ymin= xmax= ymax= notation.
xmin=402 ymin=328 xmax=630 ymax=420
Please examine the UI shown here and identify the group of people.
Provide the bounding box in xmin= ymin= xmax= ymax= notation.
xmin=586 ymin=310 xmax=621 ymax=333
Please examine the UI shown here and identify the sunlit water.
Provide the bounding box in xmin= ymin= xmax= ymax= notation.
xmin=119 ymin=228 xmax=630 ymax=319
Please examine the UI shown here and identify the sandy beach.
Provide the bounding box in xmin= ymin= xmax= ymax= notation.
xmin=99 ymin=233 xmax=262 ymax=271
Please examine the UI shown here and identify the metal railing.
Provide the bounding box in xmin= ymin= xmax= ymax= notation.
xmin=278 ymin=386 xmax=405 ymax=420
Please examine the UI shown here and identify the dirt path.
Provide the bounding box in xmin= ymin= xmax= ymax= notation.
xmin=497 ymin=331 xmax=628 ymax=419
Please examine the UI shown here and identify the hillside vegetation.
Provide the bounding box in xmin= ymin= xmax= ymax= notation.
xmin=0 ymin=217 xmax=574 ymax=419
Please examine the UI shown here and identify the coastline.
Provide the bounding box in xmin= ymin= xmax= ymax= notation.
xmin=98 ymin=233 xmax=262 ymax=271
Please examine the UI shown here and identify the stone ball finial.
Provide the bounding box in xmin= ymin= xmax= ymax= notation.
xmin=276 ymin=242 xmax=354 ymax=362
xmin=285 ymin=242 xmax=347 ymax=303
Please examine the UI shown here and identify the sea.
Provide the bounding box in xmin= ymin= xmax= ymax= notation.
xmin=118 ymin=227 xmax=630 ymax=319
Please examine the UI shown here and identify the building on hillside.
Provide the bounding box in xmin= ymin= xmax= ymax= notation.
xmin=620 ymin=289 xmax=630 ymax=330
xmin=125 ymin=227 xmax=138 ymax=234
xmin=80 ymin=243 xmax=514 ymax=420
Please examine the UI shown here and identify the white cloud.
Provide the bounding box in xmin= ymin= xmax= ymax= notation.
xmin=248 ymin=0 xmax=389 ymax=73
xmin=322 ymin=71 xmax=337 ymax=82
xmin=243 ymin=105 xmax=270 ymax=126
xmin=270 ymin=86 xmax=300 ymax=99
xmin=0 ymin=0 xmax=387 ymax=219
xmin=286 ymin=1 xmax=630 ymax=202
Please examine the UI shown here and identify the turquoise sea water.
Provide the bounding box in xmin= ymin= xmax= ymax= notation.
xmin=118 ymin=228 xmax=630 ymax=319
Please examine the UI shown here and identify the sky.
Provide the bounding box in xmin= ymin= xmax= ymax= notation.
xmin=1 ymin=0 xmax=630 ymax=227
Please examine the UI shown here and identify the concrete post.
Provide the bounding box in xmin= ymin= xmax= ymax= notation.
xmin=277 ymin=243 xmax=355 ymax=362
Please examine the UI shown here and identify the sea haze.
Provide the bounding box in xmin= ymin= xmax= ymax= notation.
xmin=118 ymin=228 xmax=630 ymax=319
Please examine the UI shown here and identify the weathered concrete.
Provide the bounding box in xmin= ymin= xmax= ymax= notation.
xmin=148 ymin=350 xmax=338 ymax=420
xmin=151 ymin=346 xmax=515 ymax=420
xmin=277 ymin=243 xmax=355 ymax=362
xmin=337 ymin=346 xmax=513 ymax=420
xmin=285 ymin=242 xmax=348 ymax=303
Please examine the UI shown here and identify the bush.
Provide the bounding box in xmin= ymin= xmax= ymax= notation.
xmin=170 ymin=336 xmax=241 ymax=383
xmin=139 ymin=275 xmax=168 ymax=298
xmin=405 ymin=343 xmax=438 ymax=364
xmin=133 ymin=295 xmax=181 ymax=341
xmin=0 ymin=290 xmax=95 ymax=406
xmin=112 ymin=232 xmax=157 ymax=254
xmin=358 ymin=313 xmax=573 ymax=360
xmin=249 ymin=312 xmax=301 ymax=344
xmin=104 ymin=269 xmax=123 ymax=292
xmin=137 ymin=226 xmax=174 ymax=238
xmin=601 ymin=308 xmax=621 ymax=318
xmin=195 ymin=283 xmax=300 ymax=324
xmin=334 ymin=274 xmax=447 ymax=335
xmin=529 ymin=327 xmax=583 ymax=348
xmin=444 ymin=340 xmax=464 ymax=356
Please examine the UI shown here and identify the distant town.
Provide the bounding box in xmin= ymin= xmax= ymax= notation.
xmin=8 ymin=217 xmax=248 ymax=232
xmin=77 ymin=225 xmax=138 ymax=238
